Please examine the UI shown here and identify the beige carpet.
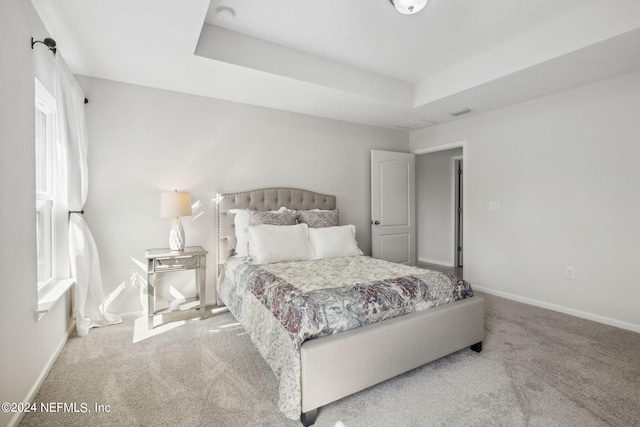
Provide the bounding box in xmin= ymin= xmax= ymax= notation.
xmin=20 ymin=292 xmax=640 ymax=427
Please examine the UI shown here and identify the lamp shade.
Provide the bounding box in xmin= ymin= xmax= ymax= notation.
xmin=160 ymin=191 xmax=192 ymax=218
xmin=391 ymin=0 xmax=428 ymax=14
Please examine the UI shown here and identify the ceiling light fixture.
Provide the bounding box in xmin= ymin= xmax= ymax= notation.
xmin=389 ymin=0 xmax=429 ymax=15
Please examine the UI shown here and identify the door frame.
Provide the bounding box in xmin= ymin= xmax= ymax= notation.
xmin=413 ymin=140 xmax=467 ymax=269
xmin=453 ymin=156 xmax=463 ymax=267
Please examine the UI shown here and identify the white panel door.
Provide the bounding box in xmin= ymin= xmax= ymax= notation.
xmin=371 ymin=150 xmax=416 ymax=265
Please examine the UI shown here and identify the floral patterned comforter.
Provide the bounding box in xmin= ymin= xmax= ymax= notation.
xmin=217 ymin=256 xmax=474 ymax=420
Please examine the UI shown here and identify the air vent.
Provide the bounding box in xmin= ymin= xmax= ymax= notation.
xmin=395 ymin=119 xmax=437 ymax=130
xmin=448 ymin=108 xmax=471 ymax=117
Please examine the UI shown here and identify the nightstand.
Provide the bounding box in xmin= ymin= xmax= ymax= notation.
xmin=144 ymin=246 xmax=208 ymax=328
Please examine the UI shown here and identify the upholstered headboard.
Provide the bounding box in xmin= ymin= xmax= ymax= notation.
xmin=216 ymin=188 xmax=336 ymax=268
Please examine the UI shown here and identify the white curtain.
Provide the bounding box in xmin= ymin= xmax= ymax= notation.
xmin=54 ymin=54 xmax=122 ymax=336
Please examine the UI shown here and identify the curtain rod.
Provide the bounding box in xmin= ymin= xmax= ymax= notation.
xmin=31 ymin=37 xmax=89 ymax=104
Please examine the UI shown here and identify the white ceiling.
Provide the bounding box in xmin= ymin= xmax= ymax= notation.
xmin=32 ymin=0 xmax=640 ymax=131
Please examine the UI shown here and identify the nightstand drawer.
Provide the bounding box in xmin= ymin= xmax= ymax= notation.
xmin=154 ymin=254 xmax=199 ymax=271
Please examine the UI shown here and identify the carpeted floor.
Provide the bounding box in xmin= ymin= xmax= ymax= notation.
xmin=20 ymin=292 xmax=640 ymax=427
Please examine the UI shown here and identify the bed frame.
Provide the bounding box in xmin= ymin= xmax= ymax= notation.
xmin=217 ymin=188 xmax=484 ymax=426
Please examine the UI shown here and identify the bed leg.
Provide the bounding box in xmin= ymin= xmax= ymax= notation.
xmin=470 ymin=341 xmax=483 ymax=353
xmin=300 ymin=408 xmax=318 ymax=426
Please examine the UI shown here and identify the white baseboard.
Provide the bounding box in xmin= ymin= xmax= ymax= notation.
xmin=474 ymin=286 xmax=640 ymax=334
xmin=418 ymin=257 xmax=454 ymax=267
xmin=9 ymin=320 xmax=76 ymax=427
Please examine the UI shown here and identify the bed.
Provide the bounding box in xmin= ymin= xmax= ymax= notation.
xmin=216 ymin=188 xmax=484 ymax=426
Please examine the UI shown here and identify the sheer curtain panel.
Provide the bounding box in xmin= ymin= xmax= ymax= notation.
xmin=54 ymin=54 xmax=122 ymax=336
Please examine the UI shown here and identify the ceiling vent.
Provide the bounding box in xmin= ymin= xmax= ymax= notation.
xmin=448 ymin=108 xmax=471 ymax=117
xmin=395 ymin=119 xmax=437 ymax=130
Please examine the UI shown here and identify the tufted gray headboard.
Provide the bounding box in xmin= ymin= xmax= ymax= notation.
xmin=216 ymin=188 xmax=336 ymax=269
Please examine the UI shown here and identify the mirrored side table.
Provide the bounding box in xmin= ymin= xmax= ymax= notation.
xmin=144 ymin=246 xmax=208 ymax=329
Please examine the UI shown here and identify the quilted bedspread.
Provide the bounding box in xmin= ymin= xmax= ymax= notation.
xmin=217 ymin=255 xmax=474 ymax=419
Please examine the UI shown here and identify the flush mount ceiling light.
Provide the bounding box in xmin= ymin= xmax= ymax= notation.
xmin=389 ymin=0 xmax=429 ymax=14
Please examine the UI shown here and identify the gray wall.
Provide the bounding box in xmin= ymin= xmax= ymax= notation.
xmin=0 ymin=2 xmax=75 ymax=427
xmin=411 ymin=70 xmax=640 ymax=332
xmin=416 ymin=148 xmax=462 ymax=266
xmin=78 ymin=76 xmax=409 ymax=316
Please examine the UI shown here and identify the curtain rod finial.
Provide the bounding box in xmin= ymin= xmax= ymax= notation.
xmin=31 ymin=37 xmax=57 ymax=55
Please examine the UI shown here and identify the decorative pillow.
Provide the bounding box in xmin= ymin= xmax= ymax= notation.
xmin=297 ymin=209 xmax=339 ymax=228
xmin=249 ymin=210 xmax=298 ymax=226
xmin=308 ymin=225 xmax=364 ymax=260
xmin=230 ymin=207 xmax=292 ymax=257
xmin=248 ymin=223 xmax=313 ymax=264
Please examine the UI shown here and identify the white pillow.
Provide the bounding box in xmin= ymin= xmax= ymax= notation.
xmin=229 ymin=209 xmax=251 ymax=257
xmin=248 ymin=223 xmax=313 ymax=264
xmin=308 ymin=225 xmax=364 ymax=259
xmin=230 ymin=207 xmax=289 ymax=257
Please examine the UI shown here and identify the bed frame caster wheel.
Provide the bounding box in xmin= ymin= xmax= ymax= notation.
xmin=301 ymin=408 xmax=318 ymax=426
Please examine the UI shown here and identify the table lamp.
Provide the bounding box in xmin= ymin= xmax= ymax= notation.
xmin=160 ymin=190 xmax=192 ymax=252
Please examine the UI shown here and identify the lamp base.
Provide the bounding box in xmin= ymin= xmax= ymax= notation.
xmin=169 ymin=217 xmax=185 ymax=251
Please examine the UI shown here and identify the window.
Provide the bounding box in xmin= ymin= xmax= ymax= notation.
xmin=35 ymin=78 xmax=57 ymax=289
xmin=35 ymin=78 xmax=73 ymax=318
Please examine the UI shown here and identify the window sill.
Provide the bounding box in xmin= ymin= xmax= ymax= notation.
xmin=37 ymin=279 xmax=74 ymax=321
